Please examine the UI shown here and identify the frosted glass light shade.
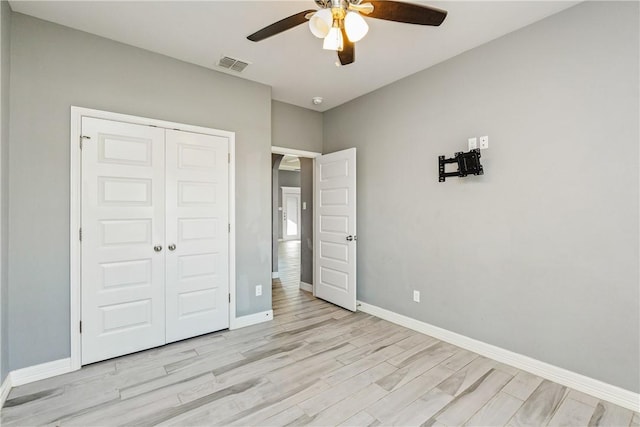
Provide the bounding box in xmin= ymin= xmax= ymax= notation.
xmin=309 ymin=9 xmax=333 ymax=38
xmin=345 ymin=11 xmax=368 ymax=42
xmin=323 ymin=26 xmax=344 ymax=51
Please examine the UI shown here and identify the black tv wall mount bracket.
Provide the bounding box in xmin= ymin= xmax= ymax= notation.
xmin=439 ymin=148 xmax=484 ymax=182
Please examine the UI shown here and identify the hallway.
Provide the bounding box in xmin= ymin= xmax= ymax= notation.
xmin=272 ymin=239 xmax=303 ymax=301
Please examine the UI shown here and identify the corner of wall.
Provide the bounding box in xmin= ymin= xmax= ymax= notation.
xmin=0 ymin=0 xmax=13 ymax=384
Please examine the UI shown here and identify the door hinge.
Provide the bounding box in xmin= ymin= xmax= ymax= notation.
xmin=80 ymin=135 xmax=90 ymax=149
xmin=228 ymin=153 xmax=231 ymax=163
xmin=79 ymin=227 xmax=82 ymax=242
xmin=79 ymin=321 xmax=82 ymax=333
xmin=228 ymin=293 xmax=231 ymax=303
xmin=228 ymin=223 xmax=231 ymax=233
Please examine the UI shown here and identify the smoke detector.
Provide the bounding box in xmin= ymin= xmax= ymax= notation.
xmin=312 ymin=97 xmax=323 ymax=105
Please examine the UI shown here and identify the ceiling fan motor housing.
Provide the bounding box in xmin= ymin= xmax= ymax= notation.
xmin=316 ymin=0 xmax=364 ymax=8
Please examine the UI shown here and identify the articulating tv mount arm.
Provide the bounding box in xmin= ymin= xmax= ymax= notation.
xmin=438 ymin=148 xmax=484 ymax=182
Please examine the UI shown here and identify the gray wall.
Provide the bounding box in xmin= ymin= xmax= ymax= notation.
xmin=323 ymin=1 xmax=639 ymax=393
xmin=299 ymin=158 xmax=313 ymax=285
xmin=8 ymin=13 xmax=272 ymax=371
xmin=0 ymin=0 xmax=10 ymax=382
xmin=271 ymin=100 xmax=321 ymax=281
xmin=272 ymin=100 xmax=322 ymax=153
xmin=277 ymin=169 xmax=300 ymax=239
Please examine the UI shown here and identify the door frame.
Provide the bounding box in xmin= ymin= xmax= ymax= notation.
xmin=70 ymin=106 xmax=236 ymax=371
xmin=271 ymin=146 xmax=321 ymax=295
xmin=281 ymin=187 xmax=301 ymax=241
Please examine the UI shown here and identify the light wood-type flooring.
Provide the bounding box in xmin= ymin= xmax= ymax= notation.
xmin=1 ymin=240 xmax=638 ymax=426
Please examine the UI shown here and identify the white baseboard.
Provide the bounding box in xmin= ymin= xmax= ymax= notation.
xmin=300 ymin=282 xmax=313 ymax=293
xmin=9 ymin=358 xmax=73 ymax=387
xmin=231 ymin=310 xmax=274 ymax=330
xmin=357 ymin=300 xmax=640 ymax=412
xmin=0 ymin=373 xmax=11 ymax=407
xmin=272 ymin=272 xmax=279 ymax=279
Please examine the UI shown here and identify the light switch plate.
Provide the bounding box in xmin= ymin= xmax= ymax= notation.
xmin=480 ymin=135 xmax=489 ymax=149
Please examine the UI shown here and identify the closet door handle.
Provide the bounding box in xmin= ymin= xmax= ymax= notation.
xmin=168 ymin=244 xmax=176 ymax=251
xmin=154 ymin=245 xmax=163 ymax=252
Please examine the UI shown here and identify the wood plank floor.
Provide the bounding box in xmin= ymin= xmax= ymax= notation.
xmin=2 ymin=240 xmax=637 ymax=426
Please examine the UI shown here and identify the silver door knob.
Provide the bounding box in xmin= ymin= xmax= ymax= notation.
xmin=154 ymin=245 xmax=163 ymax=252
xmin=168 ymin=244 xmax=176 ymax=251
xmin=346 ymin=235 xmax=354 ymax=241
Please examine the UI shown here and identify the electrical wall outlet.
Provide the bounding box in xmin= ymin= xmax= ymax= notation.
xmin=302 ymin=202 xmax=307 ymax=210
xmin=468 ymin=137 xmax=478 ymax=150
xmin=255 ymin=284 xmax=262 ymax=296
xmin=480 ymin=135 xmax=489 ymax=149
xmin=413 ymin=290 xmax=420 ymax=303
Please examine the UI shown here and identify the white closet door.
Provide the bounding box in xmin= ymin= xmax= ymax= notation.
xmin=165 ymin=129 xmax=229 ymax=343
xmin=81 ymin=117 xmax=166 ymax=365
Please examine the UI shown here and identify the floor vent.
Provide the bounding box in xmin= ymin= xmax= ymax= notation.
xmin=218 ymin=56 xmax=250 ymax=73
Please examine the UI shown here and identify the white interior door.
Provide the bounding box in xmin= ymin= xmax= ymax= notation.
xmin=81 ymin=117 xmax=166 ymax=364
xmin=81 ymin=117 xmax=231 ymax=364
xmin=282 ymin=187 xmax=301 ymax=240
xmin=314 ymin=148 xmax=357 ymax=311
xmin=165 ymin=129 xmax=229 ymax=343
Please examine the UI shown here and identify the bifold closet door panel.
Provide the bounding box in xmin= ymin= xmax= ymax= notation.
xmin=165 ymin=129 xmax=230 ymax=343
xmin=81 ymin=117 xmax=167 ymax=365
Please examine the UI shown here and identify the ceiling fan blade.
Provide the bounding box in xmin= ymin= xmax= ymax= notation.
xmin=367 ymin=1 xmax=447 ymax=26
xmin=338 ymin=27 xmax=355 ymax=66
xmin=247 ymin=10 xmax=317 ymax=42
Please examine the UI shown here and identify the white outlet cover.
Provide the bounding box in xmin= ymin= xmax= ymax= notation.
xmin=468 ymin=137 xmax=478 ymax=150
xmin=256 ymin=285 xmax=262 ymax=296
xmin=413 ymin=290 xmax=420 ymax=302
xmin=480 ymin=135 xmax=489 ymax=149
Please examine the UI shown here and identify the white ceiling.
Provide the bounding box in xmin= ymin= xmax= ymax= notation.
xmin=9 ymin=0 xmax=579 ymax=112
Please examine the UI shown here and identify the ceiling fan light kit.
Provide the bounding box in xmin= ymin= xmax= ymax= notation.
xmin=309 ymin=8 xmax=333 ymax=38
xmin=247 ymin=0 xmax=447 ymax=65
xmin=344 ymin=11 xmax=369 ymax=42
xmin=323 ymin=25 xmax=344 ymax=51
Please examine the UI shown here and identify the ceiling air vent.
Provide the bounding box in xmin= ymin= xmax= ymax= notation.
xmin=218 ymin=56 xmax=250 ymax=73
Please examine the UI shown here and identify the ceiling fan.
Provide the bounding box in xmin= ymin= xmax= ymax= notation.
xmin=247 ymin=0 xmax=447 ymax=66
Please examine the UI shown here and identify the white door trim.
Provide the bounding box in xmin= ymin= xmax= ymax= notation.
xmin=272 ymin=146 xmax=321 ymax=159
xmin=70 ymin=106 xmax=236 ymax=371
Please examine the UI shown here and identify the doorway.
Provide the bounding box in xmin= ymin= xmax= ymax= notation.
xmin=271 ymin=148 xmax=319 ymax=300
xmin=270 ymin=146 xmax=357 ymax=313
